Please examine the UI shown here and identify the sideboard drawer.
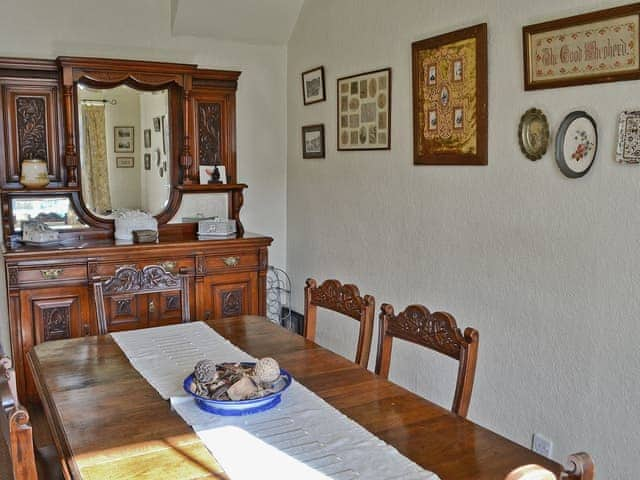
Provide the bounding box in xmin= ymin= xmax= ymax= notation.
xmin=16 ymin=264 xmax=87 ymax=285
xmin=92 ymin=257 xmax=195 ymax=278
xmin=206 ymin=252 xmax=259 ymax=272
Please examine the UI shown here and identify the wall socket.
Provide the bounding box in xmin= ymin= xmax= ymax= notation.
xmin=532 ymin=433 xmax=553 ymax=458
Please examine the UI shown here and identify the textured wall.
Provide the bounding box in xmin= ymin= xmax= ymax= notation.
xmin=287 ymin=0 xmax=639 ymax=477
xmin=0 ymin=0 xmax=287 ymax=352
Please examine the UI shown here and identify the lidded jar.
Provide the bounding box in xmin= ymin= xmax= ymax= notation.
xmin=20 ymin=159 xmax=49 ymax=188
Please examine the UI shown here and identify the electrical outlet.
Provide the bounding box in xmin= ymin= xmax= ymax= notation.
xmin=532 ymin=433 xmax=553 ymax=458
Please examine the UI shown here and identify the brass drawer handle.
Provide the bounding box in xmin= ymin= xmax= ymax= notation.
xmin=223 ymin=256 xmax=240 ymax=267
xmin=161 ymin=261 xmax=177 ymax=274
xmin=40 ymin=269 xmax=63 ymax=280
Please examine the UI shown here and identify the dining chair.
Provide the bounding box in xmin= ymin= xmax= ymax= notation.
xmin=505 ymin=452 xmax=594 ymax=480
xmin=94 ymin=265 xmax=190 ymax=335
xmin=304 ymin=278 xmax=375 ymax=368
xmin=375 ymin=303 xmax=479 ymax=417
xmin=0 ymin=353 xmax=62 ymax=480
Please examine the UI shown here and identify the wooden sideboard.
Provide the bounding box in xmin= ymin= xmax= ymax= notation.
xmin=5 ymin=232 xmax=272 ymax=401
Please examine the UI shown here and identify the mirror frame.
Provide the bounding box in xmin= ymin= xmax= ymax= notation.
xmin=58 ymin=57 xmax=194 ymax=229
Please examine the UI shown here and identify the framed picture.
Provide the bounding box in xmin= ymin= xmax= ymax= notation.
xmin=162 ymin=115 xmax=169 ymax=154
xmin=144 ymin=153 xmax=151 ymax=170
xmin=199 ymin=165 xmax=227 ymax=185
xmin=555 ymin=111 xmax=597 ymax=178
xmin=337 ymin=68 xmax=391 ymax=151
xmin=302 ymin=124 xmax=325 ymax=159
xmin=155 ymin=149 xmax=161 ymax=167
xmin=144 ymin=129 xmax=151 ymax=148
xmin=301 ymin=66 xmax=326 ymax=105
xmin=616 ymin=110 xmax=640 ymax=164
xmin=412 ymin=23 xmax=487 ymax=165
xmin=116 ymin=157 xmax=134 ymax=168
xmin=523 ymin=4 xmax=640 ymax=90
xmin=114 ymin=126 xmax=134 ymax=153
xmin=153 ymin=117 xmax=161 ymax=132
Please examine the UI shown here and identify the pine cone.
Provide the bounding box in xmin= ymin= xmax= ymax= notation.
xmin=193 ymin=359 xmax=217 ymax=384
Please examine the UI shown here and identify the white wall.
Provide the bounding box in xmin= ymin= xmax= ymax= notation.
xmin=287 ymin=0 xmax=639 ymax=477
xmin=0 ymin=0 xmax=287 ymax=356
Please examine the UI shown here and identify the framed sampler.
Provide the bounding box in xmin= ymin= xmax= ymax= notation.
xmin=523 ymin=3 xmax=640 ymax=90
xmin=412 ymin=23 xmax=488 ymax=165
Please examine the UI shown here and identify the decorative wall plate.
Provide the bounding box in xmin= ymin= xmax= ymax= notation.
xmin=616 ymin=110 xmax=640 ymax=164
xmin=555 ymin=111 xmax=597 ymax=178
xmin=518 ymin=108 xmax=549 ymax=161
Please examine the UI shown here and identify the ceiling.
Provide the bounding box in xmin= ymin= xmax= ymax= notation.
xmin=171 ymin=0 xmax=305 ymax=46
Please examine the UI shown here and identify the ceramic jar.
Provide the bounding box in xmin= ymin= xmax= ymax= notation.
xmin=19 ymin=159 xmax=49 ymax=188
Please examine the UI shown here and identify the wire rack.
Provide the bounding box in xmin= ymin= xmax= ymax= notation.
xmin=266 ymin=266 xmax=292 ymax=329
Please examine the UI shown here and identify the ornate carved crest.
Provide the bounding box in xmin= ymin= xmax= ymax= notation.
xmin=102 ymin=265 xmax=179 ymax=294
xmin=383 ymin=304 xmax=466 ymax=359
xmin=43 ymin=306 xmax=71 ymax=341
xmin=222 ymin=289 xmax=243 ymax=317
xmin=16 ymin=96 xmax=48 ymax=161
xmin=307 ymin=279 xmax=371 ymax=321
xmin=198 ymin=103 xmax=221 ymax=165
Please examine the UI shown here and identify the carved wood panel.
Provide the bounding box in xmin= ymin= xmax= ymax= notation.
xmin=42 ymin=306 xmax=71 ymax=341
xmin=197 ymin=102 xmax=221 ymax=166
xmin=2 ymin=83 xmax=61 ymax=186
xmin=222 ymin=289 xmax=243 ymax=317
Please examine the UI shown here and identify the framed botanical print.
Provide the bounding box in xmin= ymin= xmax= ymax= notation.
xmin=555 ymin=111 xmax=597 ymax=178
xmin=337 ymin=68 xmax=391 ymax=151
xmin=302 ymin=124 xmax=325 ymax=159
xmin=523 ymin=4 xmax=640 ymax=90
xmin=412 ymin=23 xmax=487 ymax=165
xmin=302 ymin=66 xmax=326 ymax=105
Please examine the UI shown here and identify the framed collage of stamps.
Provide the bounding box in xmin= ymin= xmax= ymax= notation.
xmin=337 ymin=68 xmax=391 ymax=151
xmin=412 ymin=23 xmax=488 ymax=165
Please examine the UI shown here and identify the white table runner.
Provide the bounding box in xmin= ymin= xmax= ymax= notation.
xmin=112 ymin=322 xmax=439 ymax=480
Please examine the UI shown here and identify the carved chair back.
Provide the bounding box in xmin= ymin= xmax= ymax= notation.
xmin=375 ymin=303 xmax=479 ymax=417
xmin=0 ymin=353 xmax=38 ymax=480
xmin=93 ymin=265 xmax=190 ymax=335
xmin=505 ymin=452 xmax=594 ymax=480
xmin=304 ymin=278 xmax=375 ymax=368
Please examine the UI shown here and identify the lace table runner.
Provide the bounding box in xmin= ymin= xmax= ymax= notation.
xmin=112 ymin=322 xmax=438 ymax=480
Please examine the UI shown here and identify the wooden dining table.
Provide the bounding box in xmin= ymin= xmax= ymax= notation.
xmin=28 ymin=315 xmax=562 ymax=479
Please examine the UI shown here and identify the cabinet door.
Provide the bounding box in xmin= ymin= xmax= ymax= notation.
xmin=101 ymin=293 xmax=149 ymax=332
xmin=148 ymin=290 xmax=186 ymax=328
xmin=203 ymin=272 xmax=259 ymax=320
xmin=19 ymin=286 xmax=90 ymax=399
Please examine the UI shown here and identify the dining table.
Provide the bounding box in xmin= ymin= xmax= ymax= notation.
xmin=27 ymin=315 xmax=563 ymax=479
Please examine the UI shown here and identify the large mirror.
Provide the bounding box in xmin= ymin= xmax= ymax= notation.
xmin=77 ymin=84 xmax=171 ymax=218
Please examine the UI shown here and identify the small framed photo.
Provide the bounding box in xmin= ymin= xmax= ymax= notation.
xmin=144 ymin=129 xmax=151 ymax=148
xmin=155 ymin=149 xmax=161 ymax=167
xmin=199 ymin=165 xmax=227 ymax=185
xmin=114 ymin=126 xmax=134 ymax=153
xmin=116 ymin=157 xmax=134 ymax=168
xmin=301 ymin=66 xmax=326 ymax=105
xmin=302 ymin=124 xmax=325 ymax=159
xmin=153 ymin=117 xmax=161 ymax=132
xmin=144 ymin=153 xmax=151 ymax=170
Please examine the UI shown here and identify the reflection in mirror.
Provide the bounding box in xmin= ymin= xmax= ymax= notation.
xmin=77 ymin=84 xmax=171 ymax=218
xmin=12 ymin=197 xmax=88 ymax=231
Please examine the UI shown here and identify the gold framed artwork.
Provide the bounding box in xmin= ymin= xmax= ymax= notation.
xmin=337 ymin=68 xmax=391 ymax=151
xmin=523 ymin=4 xmax=640 ymax=90
xmin=412 ymin=23 xmax=488 ymax=165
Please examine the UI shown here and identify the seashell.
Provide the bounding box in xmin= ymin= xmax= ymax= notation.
xmin=194 ymin=359 xmax=217 ymax=384
xmin=253 ymin=357 xmax=280 ymax=384
xmin=227 ymin=376 xmax=258 ymax=401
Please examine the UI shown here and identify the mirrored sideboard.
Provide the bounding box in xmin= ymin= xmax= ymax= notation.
xmin=0 ymin=56 xmax=272 ymax=402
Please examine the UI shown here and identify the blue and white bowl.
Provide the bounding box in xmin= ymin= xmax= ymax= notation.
xmin=183 ymin=363 xmax=292 ymax=416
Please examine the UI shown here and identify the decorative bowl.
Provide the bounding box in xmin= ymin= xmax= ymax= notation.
xmin=183 ymin=363 xmax=292 ymax=416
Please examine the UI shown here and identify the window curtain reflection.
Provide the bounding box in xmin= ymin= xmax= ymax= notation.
xmin=81 ymin=105 xmax=112 ymax=214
